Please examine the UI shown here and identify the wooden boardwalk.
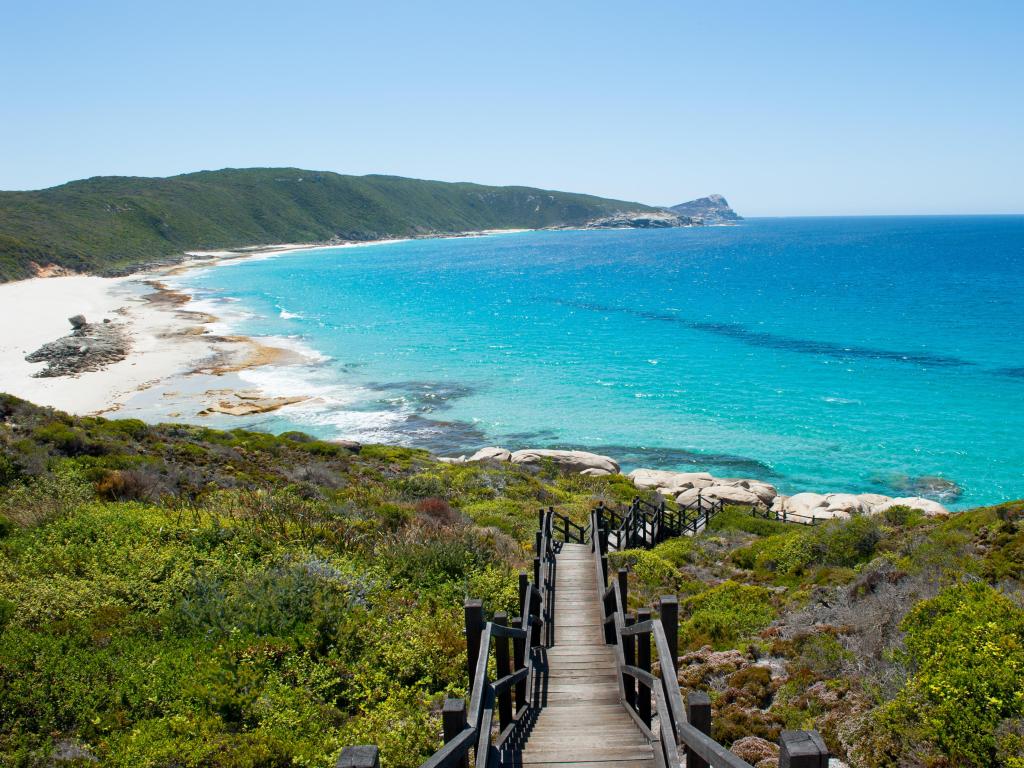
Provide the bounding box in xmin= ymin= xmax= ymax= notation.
xmin=508 ymin=543 xmax=655 ymax=767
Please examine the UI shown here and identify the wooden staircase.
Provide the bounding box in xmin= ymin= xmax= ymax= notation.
xmin=507 ymin=543 xmax=655 ymax=766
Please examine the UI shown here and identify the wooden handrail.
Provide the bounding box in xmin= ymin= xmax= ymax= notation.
xmin=591 ymin=505 xmax=757 ymax=768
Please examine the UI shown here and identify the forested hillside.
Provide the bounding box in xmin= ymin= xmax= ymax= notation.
xmin=0 ymin=169 xmax=655 ymax=280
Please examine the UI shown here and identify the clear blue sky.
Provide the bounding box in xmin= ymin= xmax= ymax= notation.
xmin=2 ymin=0 xmax=1021 ymax=215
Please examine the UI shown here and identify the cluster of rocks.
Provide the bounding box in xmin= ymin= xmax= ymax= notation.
xmin=24 ymin=315 xmax=130 ymax=378
xmin=629 ymin=468 xmax=778 ymax=507
xmin=628 ymin=467 xmax=949 ymax=519
xmin=441 ymin=446 xmax=952 ymax=521
xmin=439 ymin=447 xmax=619 ymax=476
xmin=771 ymin=491 xmax=949 ymax=520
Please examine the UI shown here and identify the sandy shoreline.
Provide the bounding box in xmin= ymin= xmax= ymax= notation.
xmin=0 ymin=229 xmax=530 ymax=417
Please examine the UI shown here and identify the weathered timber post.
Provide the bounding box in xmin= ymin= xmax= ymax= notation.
xmin=533 ymin=555 xmax=541 ymax=592
xmin=637 ymin=608 xmax=652 ymax=728
xmin=686 ymin=692 xmax=712 ymax=768
xmin=623 ymin=611 xmax=637 ymax=709
xmin=464 ymin=599 xmax=483 ymax=693
xmin=535 ymin=529 xmax=543 ymax=558
xmin=602 ymin=588 xmax=616 ymax=644
xmin=442 ymin=698 xmax=468 ymax=768
xmin=493 ymin=612 xmax=513 ymax=730
xmin=530 ymin=577 xmax=543 ymax=646
xmin=617 ymin=568 xmax=629 ymax=610
xmin=659 ymin=595 xmax=679 ymax=672
xmin=779 ymin=730 xmax=829 ymax=767
xmin=518 ymin=571 xmax=529 ymax=619
xmin=538 ymin=508 xmax=545 ymax=534
xmin=336 ymin=746 xmax=380 ymax=768
xmin=512 ymin=614 xmax=527 ymax=710
xmin=600 ymin=554 xmax=609 ymax=586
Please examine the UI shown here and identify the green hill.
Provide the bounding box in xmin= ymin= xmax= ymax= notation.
xmin=0 ymin=168 xmax=656 ymax=281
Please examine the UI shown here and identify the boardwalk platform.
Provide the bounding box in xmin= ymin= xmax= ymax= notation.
xmin=506 ymin=543 xmax=655 ymax=766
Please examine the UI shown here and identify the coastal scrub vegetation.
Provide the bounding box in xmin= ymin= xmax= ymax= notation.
xmin=0 ymin=169 xmax=656 ymax=281
xmin=1 ymin=394 xmax=1023 ymax=766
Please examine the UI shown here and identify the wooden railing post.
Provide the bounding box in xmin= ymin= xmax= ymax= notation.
xmin=623 ymin=611 xmax=637 ymax=709
xmin=518 ymin=571 xmax=529 ymax=619
xmin=636 ymin=608 xmax=652 ymax=728
xmin=617 ymin=568 xmax=629 ymax=611
xmin=336 ymin=746 xmax=380 ymax=768
xmin=533 ymin=556 xmax=541 ymax=591
xmin=779 ymin=730 xmax=829 ymax=767
xmin=659 ymin=595 xmax=678 ymax=672
xmin=493 ymin=612 xmax=513 ymax=730
xmin=686 ymin=691 xmax=712 ymax=768
xmin=535 ymin=529 xmax=543 ymax=558
xmin=442 ymin=698 xmax=468 ymax=768
xmin=600 ymin=554 xmax=608 ymax=586
xmin=464 ymin=599 xmax=483 ymax=693
xmin=530 ymin=583 xmax=542 ymax=646
xmin=512 ymin=614 xmax=527 ymax=710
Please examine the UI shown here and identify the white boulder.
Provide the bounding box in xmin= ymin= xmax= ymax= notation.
xmin=468 ymin=447 xmax=512 ymax=462
xmin=628 ymin=468 xmax=714 ymax=496
xmin=510 ymin=449 xmax=620 ymax=475
xmin=857 ymin=493 xmax=892 ymax=513
xmin=580 ymin=468 xmax=612 ymax=477
xmin=821 ymin=493 xmax=869 ymax=515
xmin=676 ymin=484 xmax=762 ymax=507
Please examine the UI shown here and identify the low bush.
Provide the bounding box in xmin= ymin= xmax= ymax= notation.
xmin=873 ymin=582 xmax=1024 ymax=766
xmin=679 ymin=581 xmax=775 ymax=649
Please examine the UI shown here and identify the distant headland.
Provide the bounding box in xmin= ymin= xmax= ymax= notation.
xmin=669 ymin=193 xmax=743 ymax=225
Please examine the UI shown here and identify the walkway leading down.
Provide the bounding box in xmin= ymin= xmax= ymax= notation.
xmin=337 ymin=504 xmax=832 ymax=768
xmin=513 ymin=543 xmax=655 ymax=767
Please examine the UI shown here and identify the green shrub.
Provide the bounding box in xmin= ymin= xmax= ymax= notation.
xmin=679 ymin=581 xmax=775 ymax=649
xmin=732 ymin=517 xmax=881 ymax=578
xmin=879 ymin=582 xmax=1024 ymax=766
xmin=651 ymin=537 xmax=695 ymax=566
xmin=708 ymin=506 xmax=792 ymax=536
xmin=609 ymin=548 xmax=680 ymax=607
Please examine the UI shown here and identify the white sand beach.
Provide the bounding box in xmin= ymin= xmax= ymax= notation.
xmin=0 ymin=275 xmax=229 ymax=414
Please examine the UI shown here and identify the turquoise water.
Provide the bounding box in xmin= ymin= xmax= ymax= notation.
xmin=172 ymin=217 xmax=1024 ymax=508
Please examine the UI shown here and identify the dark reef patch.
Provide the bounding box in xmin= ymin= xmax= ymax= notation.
xmin=396 ymin=414 xmax=488 ymax=455
xmin=367 ymin=380 xmax=478 ymax=413
xmin=555 ymin=299 xmax=973 ymax=368
xmin=871 ymin=473 xmax=963 ymax=502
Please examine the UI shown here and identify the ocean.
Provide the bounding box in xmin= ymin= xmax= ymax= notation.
xmin=166 ymin=216 xmax=1024 ymax=508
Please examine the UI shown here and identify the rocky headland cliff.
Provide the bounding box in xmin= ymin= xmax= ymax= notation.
xmin=669 ymin=194 xmax=742 ymax=224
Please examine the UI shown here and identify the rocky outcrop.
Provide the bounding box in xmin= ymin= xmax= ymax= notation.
xmin=627 ymin=466 xmax=951 ymax=521
xmin=469 ymin=446 xmax=512 ymax=462
xmin=445 ymin=446 xmax=619 ymax=475
xmin=771 ymin=492 xmax=950 ymax=521
xmin=25 ymin=315 xmax=130 ymax=377
xmin=669 ymin=194 xmax=741 ymax=225
xmin=628 ymin=468 xmax=777 ymax=507
xmin=511 ymin=449 xmax=620 ymax=475
xmin=200 ymin=393 xmax=308 ymax=417
xmin=579 ymin=210 xmax=695 ymax=229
